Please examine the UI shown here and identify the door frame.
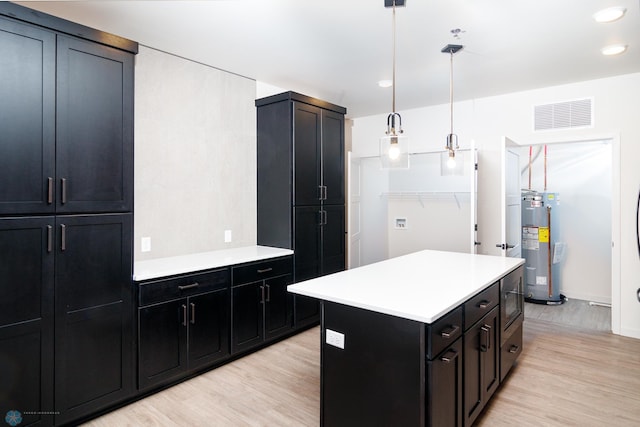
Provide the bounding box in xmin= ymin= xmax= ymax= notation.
xmin=502 ymin=133 xmax=621 ymax=334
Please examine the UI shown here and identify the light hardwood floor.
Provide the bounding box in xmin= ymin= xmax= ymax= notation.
xmin=83 ymin=301 xmax=640 ymax=426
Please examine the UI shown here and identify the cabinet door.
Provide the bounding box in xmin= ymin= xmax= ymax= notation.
xmin=321 ymin=109 xmax=345 ymax=206
xmin=56 ymin=36 xmax=134 ymax=213
xmin=293 ymin=102 xmax=322 ymax=206
xmin=0 ymin=19 xmax=55 ymax=215
xmin=463 ymin=307 xmax=499 ymax=427
xmin=322 ymin=204 xmax=345 ymax=276
xmin=0 ymin=217 xmax=54 ymax=426
xmin=138 ymin=299 xmax=187 ymax=389
xmin=264 ymin=274 xmax=294 ymax=340
xmin=294 ymin=206 xmax=322 ymax=282
xmin=54 ymin=214 xmax=133 ymax=424
xmin=231 ymin=281 xmax=264 ymax=354
xmin=428 ymin=338 xmax=463 ymax=427
xmin=188 ymin=289 xmax=230 ymax=369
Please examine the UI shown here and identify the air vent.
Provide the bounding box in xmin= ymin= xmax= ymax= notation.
xmin=534 ymin=98 xmax=592 ymax=131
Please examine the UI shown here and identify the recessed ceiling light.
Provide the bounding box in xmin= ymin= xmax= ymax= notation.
xmin=378 ymin=79 xmax=393 ymax=88
xmin=593 ymin=6 xmax=626 ymax=23
xmin=601 ymin=44 xmax=627 ymax=55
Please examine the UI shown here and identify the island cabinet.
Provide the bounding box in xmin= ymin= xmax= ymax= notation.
xmin=231 ymin=257 xmax=294 ymax=354
xmin=463 ymin=283 xmax=500 ymax=427
xmin=137 ymin=269 xmax=231 ymax=390
xmin=255 ymin=92 xmax=346 ymax=329
xmin=0 ymin=4 xmax=137 ymax=425
xmin=288 ymin=249 xmax=525 ymax=427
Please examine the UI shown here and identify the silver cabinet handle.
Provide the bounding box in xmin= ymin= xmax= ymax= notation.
xmin=47 ymin=225 xmax=53 ymax=253
xmin=257 ymin=268 xmax=273 ymax=274
xmin=60 ymin=224 xmax=66 ymax=251
xmin=440 ymin=324 xmax=459 ymax=339
xmin=47 ymin=177 xmax=53 ymax=204
xmin=178 ymin=282 xmax=199 ymax=291
xmin=182 ymin=304 xmax=187 ymax=326
xmin=318 ymin=185 xmax=323 ymax=201
xmin=265 ymin=284 xmax=271 ymax=302
xmin=478 ymin=300 xmax=491 ymax=309
xmin=509 ymin=344 xmax=520 ymax=354
xmin=190 ymin=302 xmax=196 ymax=324
xmin=480 ymin=324 xmax=491 ymax=352
xmin=260 ymin=285 xmax=266 ymax=304
xmin=322 ymin=185 xmax=327 ymax=200
xmin=61 ymin=178 xmax=67 ymax=204
xmin=441 ymin=349 xmax=459 ymax=364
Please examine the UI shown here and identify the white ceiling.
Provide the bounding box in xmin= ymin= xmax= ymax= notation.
xmin=17 ymin=0 xmax=640 ymax=118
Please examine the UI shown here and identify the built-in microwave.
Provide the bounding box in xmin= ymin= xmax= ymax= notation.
xmin=500 ymin=265 xmax=524 ymax=345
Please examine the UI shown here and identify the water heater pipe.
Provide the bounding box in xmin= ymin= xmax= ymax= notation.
xmin=544 ymin=145 xmax=548 ymax=192
xmin=528 ymin=146 xmax=532 ymax=190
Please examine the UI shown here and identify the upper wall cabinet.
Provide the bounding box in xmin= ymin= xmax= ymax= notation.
xmin=0 ymin=18 xmax=55 ymax=215
xmin=0 ymin=17 xmax=134 ymax=215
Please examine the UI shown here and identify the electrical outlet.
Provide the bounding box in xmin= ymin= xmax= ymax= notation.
xmin=325 ymin=329 xmax=345 ymax=349
xmin=224 ymin=230 xmax=232 ymax=243
xmin=141 ymin=237 xmax=151 ymax=252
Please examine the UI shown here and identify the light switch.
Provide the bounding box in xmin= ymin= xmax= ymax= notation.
xmin=224 ymin=230 xmax=232 ymax=243
xmin=325 ymin=329 xmax=345 ymax=349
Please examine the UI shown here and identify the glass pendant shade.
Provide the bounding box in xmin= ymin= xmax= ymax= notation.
xmin=380 ymin=133 xmax=409 ymax=169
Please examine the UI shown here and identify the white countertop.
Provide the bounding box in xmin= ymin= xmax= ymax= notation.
xmin=287 ymin=250 xmax=524 ymax=324
xmin=133 ymin=246 xmax=294 ymax=281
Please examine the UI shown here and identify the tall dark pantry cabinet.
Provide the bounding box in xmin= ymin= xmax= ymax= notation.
xmin=0 ymin=4 xmax=137 ymax=426
xmin=256 ymin=92 xmax=346 ymax=328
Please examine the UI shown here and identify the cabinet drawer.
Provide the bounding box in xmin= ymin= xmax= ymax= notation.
xmin=464 ymin=282 xmax=499 ymax=330
xmin=427 ymin=306 xmax=463 ymax=360
xmin=500 ymin=322 xmax=523 ymax=382
xmin=232 ymin=256 xmax=292 ymax=286
xmin=138 ymin=269 xmax=230 ymax=306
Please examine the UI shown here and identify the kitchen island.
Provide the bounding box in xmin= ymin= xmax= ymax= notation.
xmin=288 ymin=250 xmax=524 ymax=427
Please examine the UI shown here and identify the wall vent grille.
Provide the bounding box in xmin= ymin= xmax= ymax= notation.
xmin=534 ymin=98 xmax=592 ymax=131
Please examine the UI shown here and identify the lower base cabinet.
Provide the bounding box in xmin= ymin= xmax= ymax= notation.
xmin=463 ymin=306 xmax=500 ymax=427
xmin=137 ymin=269 xmax=230 ymax=390
xmin=231 ymin=257 xmax=293 ymax=354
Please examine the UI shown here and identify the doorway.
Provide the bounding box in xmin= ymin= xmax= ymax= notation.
xmin=514 ymin=137 xmax=617 ymax=332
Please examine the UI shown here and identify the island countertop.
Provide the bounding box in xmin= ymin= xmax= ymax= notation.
xmin=287 ymin=249 xmax=524 ymax=324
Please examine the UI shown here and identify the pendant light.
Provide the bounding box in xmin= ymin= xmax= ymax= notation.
xmin=380 ymin=0 xmax=409 ymax=169
xmin=442 ymin=44 xmax=463 ymax=169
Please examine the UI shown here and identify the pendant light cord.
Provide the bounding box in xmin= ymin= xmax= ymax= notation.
xmin=392 ymin=3 xmax=396 ymax=113
xmin=449 ymin=51 xmax=454 ymax=135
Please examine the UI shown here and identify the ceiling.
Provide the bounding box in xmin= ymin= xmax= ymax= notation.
xmin=17 ymin=0 xmax=640 ymax=118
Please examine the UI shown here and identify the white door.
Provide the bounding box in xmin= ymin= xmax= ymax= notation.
xmin=500 ymin=137 xmax=522 ymax=258
xmin=347 ymin=152 xmax=362 ymax=269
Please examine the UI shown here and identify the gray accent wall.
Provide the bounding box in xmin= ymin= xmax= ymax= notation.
xmin=134 ymin=46 xmax=257 ymax=261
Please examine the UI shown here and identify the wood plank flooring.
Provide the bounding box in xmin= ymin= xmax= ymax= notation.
xmin=83 ymin=300 xmax=640 ymax=426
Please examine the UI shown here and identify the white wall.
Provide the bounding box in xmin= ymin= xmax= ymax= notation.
xmin=519 ymin=142 xmax=612 ymax=304
xmin=134 ymin=46 xmax=257 ymax=260
xmin=352 ymin=73 xmax=640 ymax=339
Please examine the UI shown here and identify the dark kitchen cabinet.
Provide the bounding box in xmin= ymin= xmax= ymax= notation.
xmin=256 ymin=92 xmax=346 ymax=329
xmin=55 ymin=35 xmax=134 ymax=214
xmin=0 ymin=19 xmax=55 ymax=216
xmin=463 ymin=306 xmax=500 ymax=427
xmin=231 ymin=257 xmax=294 ymax=354
xmin=137 ymin=269 xmax=230 ymax=390
xmin=426 ymin=307 xmax=464 ymax=427
xmin=54 ymin=214 xmax=134 ymax=425
xmin=428 ymin=337 xmax=463 ymax=427
xmin=0 ymin=217 xmax=54 ymax=426
xmin=0 ymin=16 xmax=133 ymax=216
xmin=0 ymin=4 xmax=137 ymax=425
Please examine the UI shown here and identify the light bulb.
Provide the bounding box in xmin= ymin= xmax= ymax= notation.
xmin=447 ymin=151 xmax=456 ymax=169
xmin=388 ymin=144 xmax=400 ymax=160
